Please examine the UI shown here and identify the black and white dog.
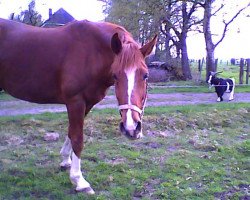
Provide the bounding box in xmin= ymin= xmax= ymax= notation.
xmin=206 ymin=71 xmax=235 ymax=102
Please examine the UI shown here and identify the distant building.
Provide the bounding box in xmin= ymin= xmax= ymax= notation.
xmin=42 ymin=8 xmax=75 ymax=28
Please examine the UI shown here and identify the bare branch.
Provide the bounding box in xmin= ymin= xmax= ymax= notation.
xmin=215 ymin=5 xmax=249 ymax=48
xmin=188 ymin=18 xmax=203 ymax=29
xmin=187 ymin=3 xmax=197 ymax=20
xmin=211 ymin=4 xmax=224 ymax=16
xmin=188 ymin=0 xmax=205 ymax=7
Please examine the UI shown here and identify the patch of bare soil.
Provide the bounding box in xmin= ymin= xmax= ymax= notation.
xmin=0 ymin=92 xmax=250 ymax=116
xmin=214 ymin=184 xmax=250 ymax=200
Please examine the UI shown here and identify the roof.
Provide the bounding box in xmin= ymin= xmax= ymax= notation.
xmin=42 ymin=8 xmax=75 ymax=28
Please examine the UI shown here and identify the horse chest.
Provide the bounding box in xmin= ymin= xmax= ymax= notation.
xmin=85 ymin=86 xmax=110 ymax=106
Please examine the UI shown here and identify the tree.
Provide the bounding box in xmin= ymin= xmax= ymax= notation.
xmin=162 ymin=0 xmax=201 ymax=80
xmin=10 ymin=0 xmax=42 ymax=26
xmin=102 ymin=0 xmax=159 ymax=43
xmin=199 ymin=0 xmax=250 ymax=78
xmin=101 ymin=0 xmax=202 ymax=80
xmin=101 ymin=0 xmax=163 ymax=61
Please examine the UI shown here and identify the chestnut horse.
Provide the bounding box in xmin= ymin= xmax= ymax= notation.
xmin=0 ymin=18 xmax=157 ymax=194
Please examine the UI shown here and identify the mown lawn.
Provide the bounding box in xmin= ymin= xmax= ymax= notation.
xmin=0 ymin=103 xmax=249 ymax=199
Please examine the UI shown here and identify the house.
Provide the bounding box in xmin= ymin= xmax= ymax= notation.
xmin=42 ymin=8 xmax=75 ymax=28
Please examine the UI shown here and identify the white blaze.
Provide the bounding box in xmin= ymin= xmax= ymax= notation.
xmin=125 ymin=68 xmax=136 ymax=130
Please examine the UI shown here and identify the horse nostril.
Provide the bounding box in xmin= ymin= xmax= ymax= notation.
xmin=135 ymin=121 xmax=142 ymax=133
xmin=119 ymin=122 xmax=126 ymax=134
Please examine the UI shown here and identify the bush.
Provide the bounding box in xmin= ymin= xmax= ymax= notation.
xmin=148 ymin=58 xmax=184 ymax=82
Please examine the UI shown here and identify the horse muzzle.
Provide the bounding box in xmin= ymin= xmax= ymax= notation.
xmin=119 ymin=121 xmax=143 ymax=140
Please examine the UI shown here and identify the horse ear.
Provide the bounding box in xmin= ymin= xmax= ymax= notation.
xmin=111 ymin=33 xmax=122 ymax=54
xmin=140 ymin=35 xmax=158 ymax=58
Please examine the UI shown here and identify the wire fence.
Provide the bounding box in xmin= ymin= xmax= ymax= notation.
xmin=149 ymin=84 xmax=250 ymax=88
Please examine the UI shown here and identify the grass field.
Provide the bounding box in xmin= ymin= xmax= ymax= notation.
xmin=0 ymin=103 xmax=249 ymax=199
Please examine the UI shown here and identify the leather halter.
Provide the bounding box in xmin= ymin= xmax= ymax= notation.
xmin=118 ymin=81 xmax=148 ymax=117
xmin=118 ymin=104 xmax=143 ymax=115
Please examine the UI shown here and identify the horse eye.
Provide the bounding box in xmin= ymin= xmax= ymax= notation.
xmin=143 ymin=73 xmax=148 ymax=80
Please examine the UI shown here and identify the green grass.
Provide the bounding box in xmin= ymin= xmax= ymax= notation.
xmin=0 ymin=103 xmax=249 ymax=199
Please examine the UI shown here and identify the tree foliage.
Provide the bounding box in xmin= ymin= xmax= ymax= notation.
xmin=101 ymin=0 xmax=202 ymax=80
xmin=10 ymin=0 xmax=42 ymax=27
xmin=102 ymin=0 xmax=161 ymax=45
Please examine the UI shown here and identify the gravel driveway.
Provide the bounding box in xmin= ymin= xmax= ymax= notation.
xmin=0 ymin=92 xmax=250 ymax=116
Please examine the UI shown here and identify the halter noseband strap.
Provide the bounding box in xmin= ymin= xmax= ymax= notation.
xmin=118 ymin=93 xmax=148 ymax=117
xmin=118 ymin=104 xmax=143 ymax=115
xmin=118 ymin=81 xmax=148 ymax=117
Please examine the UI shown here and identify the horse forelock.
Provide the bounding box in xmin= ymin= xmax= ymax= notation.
xmin=111 ymin=34 xmax=147 ymax=74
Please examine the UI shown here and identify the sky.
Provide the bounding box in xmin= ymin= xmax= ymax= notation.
xmin=187 ymin=0 xmax=250 ymax=60
xmin=0 ymin=0 xmax=105 ymax=21
xmin=0 ymin=0 xmax=249 ymax=60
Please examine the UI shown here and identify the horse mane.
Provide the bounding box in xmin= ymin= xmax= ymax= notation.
xmin=111 ymin=29 xmax=147 ymax=73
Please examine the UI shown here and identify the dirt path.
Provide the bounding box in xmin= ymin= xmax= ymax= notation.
xmin=0 ymin=92 xmax=250 ymax=116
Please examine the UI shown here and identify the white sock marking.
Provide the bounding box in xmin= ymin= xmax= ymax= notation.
xmin=60 ymin=136 xmax=72 ymax=168
xmin=229 ymin=78 xmax=235 ymax=101
xmin=70 ymin=152 xmax=94 ymax=193
xmin=226 ymin=82 xmax=230 ymax=92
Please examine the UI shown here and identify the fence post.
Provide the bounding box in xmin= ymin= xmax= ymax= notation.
xmin=198 ymin=59 xmax=202 ymax=71
xmin=198 ymin=59 xmax=202 ymax=81
xmin=246 ymin=58 xmax=250 ymax=84
xmin=239 ymin=58 xmax=244 ymax=84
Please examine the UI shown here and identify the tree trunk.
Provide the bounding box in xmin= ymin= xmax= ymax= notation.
xmin=165 ymin=33 xmax=172 ymax=65
xmin=163 ymin=2 xmax=173 ymax=66
xmin=154 ymin=42 xmax=161 ymax=61
xmin=205 ymin=45 xmax=215 ymax=76
xmin=203 ymin=0 xmax=216 ymax=78
xmin=181 ymin=31 xmax=192 ymax=80
xmin=181 ymin=2 xmax=192 ymax=80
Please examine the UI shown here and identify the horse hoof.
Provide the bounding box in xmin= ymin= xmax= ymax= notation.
xmin=76 ymin=187 xmax=95 ymax=195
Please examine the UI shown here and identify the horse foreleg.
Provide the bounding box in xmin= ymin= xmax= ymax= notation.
xmin=70 ymin=152 xmax=94 ymax=194
xmin=60 ymin=136 xmax=72 ymax=170
xmin=66 ymin=101 xmax=95 ymax=194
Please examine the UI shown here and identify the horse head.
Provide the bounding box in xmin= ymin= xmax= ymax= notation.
xmin=111 ymin=32 xmax=157 ymax=140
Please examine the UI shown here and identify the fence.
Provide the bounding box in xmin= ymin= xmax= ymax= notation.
xmin=197 ymin=58 xmax=250 ymax=84
xmin=239 ymin=58 xmax=250 ymax=84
